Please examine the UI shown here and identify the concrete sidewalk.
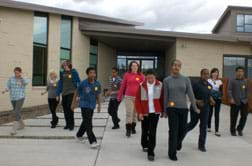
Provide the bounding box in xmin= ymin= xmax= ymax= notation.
xmin=97 ymin=102 xmax=252 ymax=166
xmin=0 ymin=101 xmax=251 ymax=166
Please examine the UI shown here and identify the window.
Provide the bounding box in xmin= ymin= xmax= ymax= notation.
xmin=236 ymin=14 xmax=252 ymax=32
xmin=60 ymin=16 xmax=72 ymax=63
xmin=223 ymin=55 xmax=252 ymax=79
xmin=116 ymin=52 xmax=165 ymax=80
xmin=32 ymin=12 xmax=48 ymax=86
xmin=89 ymin=39 xmax=98 ymax=71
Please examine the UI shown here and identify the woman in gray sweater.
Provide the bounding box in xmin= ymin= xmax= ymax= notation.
xmin=163 ymin=59 xmax=198 ymax=161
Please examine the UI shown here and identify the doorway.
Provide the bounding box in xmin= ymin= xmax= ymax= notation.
xmin=117 ymin=52 xmax=165 ymax=80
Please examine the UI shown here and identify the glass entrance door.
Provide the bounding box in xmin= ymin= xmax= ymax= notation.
xmin=117 ymin=52 xmax=165 ymax=80
xmin=141 ymin=60 xmax=154 ymax=73
xmin=126 ymin=59 xmax=154 ymax=72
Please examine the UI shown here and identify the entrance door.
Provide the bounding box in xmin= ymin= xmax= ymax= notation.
xmin=126 ymin=59 xmax=154 ymax=72
xmin=141 ymin=60 xmax=154 ymax=73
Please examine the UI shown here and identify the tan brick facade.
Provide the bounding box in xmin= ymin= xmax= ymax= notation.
xmin=176 ymin=38 xmax=252 ymax=77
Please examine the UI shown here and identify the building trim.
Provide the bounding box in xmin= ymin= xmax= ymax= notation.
xmin=0 ymin=0 xmax=142 ymax=26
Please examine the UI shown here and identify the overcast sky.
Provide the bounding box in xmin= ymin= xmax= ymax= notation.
xmin=15 ymin=0 xmax=252 ymax=33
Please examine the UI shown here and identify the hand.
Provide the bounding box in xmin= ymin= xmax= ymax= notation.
xmin=97 ymin=105 xmax=101 ymax=113
xmin=210 ymin=97 xmax=215 ymax=106
xmin=56 ymin=96 xmax=60 ymax=102
xmin=194 ymin=108 xmax=201 ymax=114
xmin=196 ymin=100 xmax=204 ymax=107
xmin=138 ymin=114 xmax=144 ymax=121
xmin=230 ymin=99 xmax=235 ymax=105
xmin=161 ymin=112 xmax=167 ymax=118
xmin=76 ymin=97 xmax=80 ymax=102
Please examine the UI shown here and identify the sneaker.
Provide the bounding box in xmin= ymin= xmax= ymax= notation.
xmin=215 ymin=132 xmax=221 ymax=137
xmin=75 ymin=136 xmax=85 ymax=143
xmin=10 ymin=128 xmax=17 ymax=136
xmin=17 ymin=120 xmax=25 ymax=130
xmin=10 ymin=121 xmax=18 ymax=136
xmin=198 ymin=146 xmax=207 ymax=152
xmin=91 ymin=142 xmax=99 ymax=149
xmin=207 ymin=128 xmax=211 ymax=132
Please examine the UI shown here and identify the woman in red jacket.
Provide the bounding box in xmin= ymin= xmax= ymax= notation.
xmin=117 ymin=61 xmax=145 ymax=137
xmin=135 ymin=69 xmax=163 ymax=161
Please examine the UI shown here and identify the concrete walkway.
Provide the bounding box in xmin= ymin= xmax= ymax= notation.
xmin=0 ymin=102 xmax=251 ymax=166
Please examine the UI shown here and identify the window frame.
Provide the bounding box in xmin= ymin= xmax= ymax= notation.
xmin=223 ymin=54 xmax=252 ymax=79
xmin=236 ymin=14 xmax=252 ymax=33
xmin=32 ymin=12 xmax=49 ymax=86
xmin=60 ymin=16 xmax=73 ymax=62
xmin=89 ymin=39 xmax=98 ymax=72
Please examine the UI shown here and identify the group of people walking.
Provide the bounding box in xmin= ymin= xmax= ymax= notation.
xmin=1 ymin=59 xmax=250 ymax=162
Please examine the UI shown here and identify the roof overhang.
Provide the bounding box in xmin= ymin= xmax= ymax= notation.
xmin=0 ymin=0 xmax=143 ymax=26
xmin=80 ymin=22 xmax=252 ymax=44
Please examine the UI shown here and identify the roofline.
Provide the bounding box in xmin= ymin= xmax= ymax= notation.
xmin=0 ymin=0 xmax=143 ymax=26
xmin=81 ymin=25 xmax=252 ymax=43
xmin=212 ymin=5 xmax=252 ymax=33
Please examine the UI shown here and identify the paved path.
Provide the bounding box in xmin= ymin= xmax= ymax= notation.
xmin=0 ymin=102 xmax=251 ymax=166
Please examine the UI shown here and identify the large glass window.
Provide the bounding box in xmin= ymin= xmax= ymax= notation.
xmin=60 ymin=16 xmax=72 ymax=63
xmin=223 ymin=55 xmax=252 ymax=79
xmin=32 ymin=12 xmax=48 ymax=86
xmin=89 ymin=39 xmax=98 ymax=71
xmin=116 ymin=52 xmax=165 ymax=81
xmin=236 ymin=14 xmax=252 ymax=32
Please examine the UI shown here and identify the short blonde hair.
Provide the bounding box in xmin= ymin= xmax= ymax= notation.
xmin=48 ymin=70 xmax=58 ymax=80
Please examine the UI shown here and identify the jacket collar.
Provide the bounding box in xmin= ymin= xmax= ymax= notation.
xmin=142 ymin=80 xmax=160 ymax=89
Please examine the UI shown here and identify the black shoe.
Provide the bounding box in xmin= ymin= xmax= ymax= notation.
xmin=132 ymin=122 xmax=136 ymax=134
xmin=50 ymin=117 xmax=59 ymax=128
xmin=198 ymin=146 xmax=207 ymax=152
xmin=126 ymin=124 xmax=131 ymax=137
xmin=147 ymin=155 xmax=155 ymax=161
xmin=177 ymin=142 xmax=182 ymax=151
xmin=69 ymin=127 xmax=74 ymax=131
xmin=51 ymin=123 xmax=56 ymax=128
xmin=64 ymin=126 xmax=69 ymax=130
xmin=169 ymin=154 xmax=178 ymax=161
xmin=142 ymin=148 xmax=148 ymax=152
xmin=112 ymin=125 xmax=120 ymax=129
xmin=237 ymin=130 xmax=243 ymax=136
xmin=231 ymin=132 xmax=237 ymax=136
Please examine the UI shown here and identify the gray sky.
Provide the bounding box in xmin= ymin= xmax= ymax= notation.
xmin=15 ymin=0 xmax=252 ymax=33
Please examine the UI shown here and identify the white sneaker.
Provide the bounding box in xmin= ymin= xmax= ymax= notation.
xmin=90 ymin=142 xmax=99 ymax=149
xmin=10 ymin=121 xmax=18 ymax=136
xmin=75 ymin=136 xmax=85 ymax=143
xmin=17 ymin=120 xmax=25 ymax=130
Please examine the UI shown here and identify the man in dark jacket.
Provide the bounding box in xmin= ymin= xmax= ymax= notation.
xmin=186 ymin=68 xmax=215 ymax=152
xmin=228 ymin=66 xmax=250 ymax=136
